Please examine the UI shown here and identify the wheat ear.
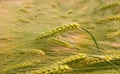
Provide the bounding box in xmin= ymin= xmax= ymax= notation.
xmin=36 ymin=23 xmax=98 ymax=49
xmin=27 ymin=65 xmax=72 ymax=74
xmin=99 ymin=2 xmax=120 ymax=10
xmin=107 ymin=30 xmax=120 ymax=38
xmin=4 ymin=59 xmax=41 ymax=72
xmin=99 ymin=15 xmax=120 ymax=22
xmin=106 ymin=15 xmax=120 ymax=21
xmin=90 ymin=55 xmax=120 ymax=73
xmin=36 ymin=23 xmax=80 ymax=40
xmin=19 ymin=49 xmax=45 ymax=55
xmin=51 ymin=37 xmax=73 ymax=48
xmin=78 ymin=54 xmax=120 ymax=66
xmin=55 ymin=53 xmax=86 ymax=65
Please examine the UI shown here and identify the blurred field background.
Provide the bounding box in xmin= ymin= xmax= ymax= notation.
xmin=0 ymin=0 xmax=120 ymax=74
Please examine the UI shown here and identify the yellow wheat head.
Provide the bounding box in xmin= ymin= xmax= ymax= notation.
xmin=106 ymin=15 xmax=120 ymax=21
xmin=4 ymin=59 xmax=41 ymax=72
xmin=36 ymin=23 xmax=80 ymax=40
xmin=99 ymin=15 xmax=120 ymax=22
xmin=78 ymin=54 xmax=120 ymax=66
xmin=27 ymin=65 xmax=72 ymax=74
xmin=107 ymin=30 xmax=120 ymax=38
xmin=55 ymin=53 xmax=87 ymax=65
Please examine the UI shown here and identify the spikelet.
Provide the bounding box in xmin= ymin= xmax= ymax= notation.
xmin=51 ymin=37 xmax=73 ymax=48
xmin=107 ymin=30 xmax=120 ymax=38
xmin=19 ymin=49 xmax=45 ymax=56
xmin=99 ymin=2 xmax=120 ymax=10
xmin=55 ymin=53 xmax=86 ymax=65
xmin=27 ymin=65 xmax=72 ymax=74
xmin=36 ymin=23 xmax=80 ymax=40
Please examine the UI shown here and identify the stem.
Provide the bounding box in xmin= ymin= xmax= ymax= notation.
xmin=81 ymin=27 xmax=99 ymax=49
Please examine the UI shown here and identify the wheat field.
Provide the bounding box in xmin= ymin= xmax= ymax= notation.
xmin=0 ymin=0 xmax=120 ymax=74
